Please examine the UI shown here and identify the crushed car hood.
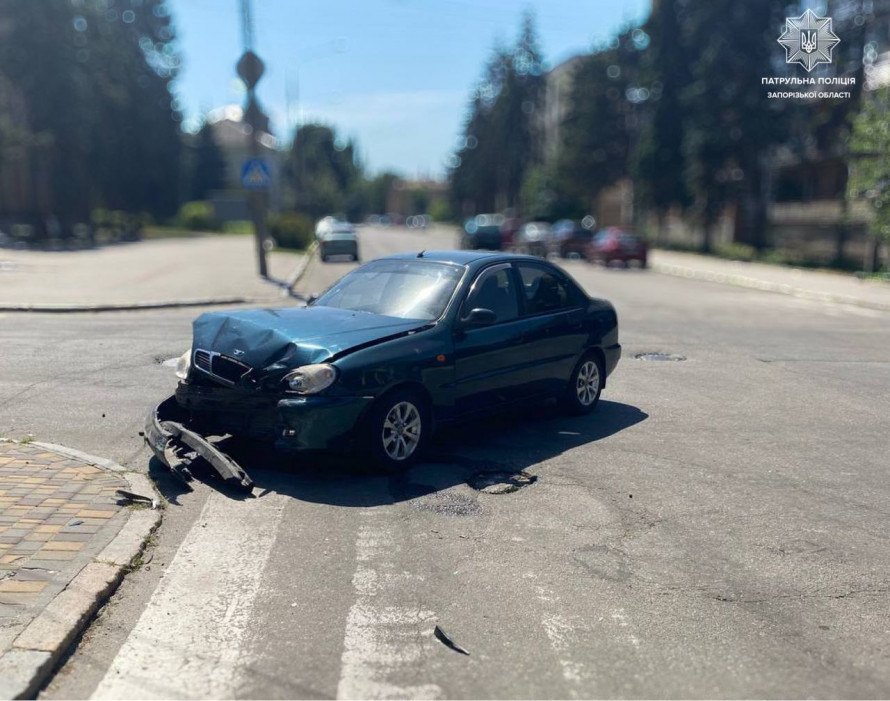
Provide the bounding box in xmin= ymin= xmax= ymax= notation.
xmin=192 ymin=306 xmax=429 ymax=370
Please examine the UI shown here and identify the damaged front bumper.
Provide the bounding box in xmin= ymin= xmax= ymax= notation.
xmin=173 ymin=381 xmax=373 ymax=451
xmin=144 ymin=384 xmax=374 ymax=490
xmin=145 ymin=397 xmax=254 ymax=492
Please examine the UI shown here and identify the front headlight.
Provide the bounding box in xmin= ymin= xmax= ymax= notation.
xmin=175 ymin=349 xmax=191 ymax=380
xmin=283 ymin=364 xmax=337 ymax=394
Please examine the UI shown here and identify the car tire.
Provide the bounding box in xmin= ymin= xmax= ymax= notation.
xmin=362 ymin=388 xmax=430 ymax=473
xmin=561 ymin=353 xmax=604 ymax=415
xmin=320 ymin=252 xmax=328 ymax=262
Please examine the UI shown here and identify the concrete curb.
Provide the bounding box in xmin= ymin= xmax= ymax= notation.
xmin=651 ymin=261 xmax=890 ymax=313
xmin=0 ymin=297 xmax=258 ymax=314
xmin=0 ymin=441 xmax=162 ymax=700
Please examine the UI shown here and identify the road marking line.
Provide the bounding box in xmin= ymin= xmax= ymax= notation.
xmin=337 ymin=516 xmax=441 ymax=700
xmin=536 ymin=586 xmax=590 ymax=696
xmin=92 ymin=489 xmax=287 ymax=700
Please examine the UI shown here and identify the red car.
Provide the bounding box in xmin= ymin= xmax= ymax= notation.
xmin=586 ymin=228 xmax=648 ymax=268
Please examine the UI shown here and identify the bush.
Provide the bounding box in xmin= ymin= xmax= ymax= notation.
xmin=178 ymin=201 xmax=218 ymax=231
xmin=222 ymin=220 xmax=253 ymax=235
xmin=90 ymin=208 xmax=144 ymax=243
xmin=268 ymin=212 xmax=314 ymax=250
xmin=714 ymin=242 xmax=757 ymax=262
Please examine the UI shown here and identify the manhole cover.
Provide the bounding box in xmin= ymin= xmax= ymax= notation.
xmin=634 ymin=352 xmax=686 ymax=362
xmin=467 ymin=471 xmax=537 ymax=494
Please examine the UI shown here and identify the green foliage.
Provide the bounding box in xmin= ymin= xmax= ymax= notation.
xmin=450 ymin=10 xmax=544 ymax=215
xmin=632 ymin=0 xmax=691 ymax=216
xmin=187 ymin=121 xmax=226 ymax=201
xmin=286 ymin=124 xmax=363 ymax=220
xmin=178 ymin=201 xmax=218 ymax=231
xmin=91 ymin=208 xmax=145 ymax=242
xmin=680 ymin=0 xmax=789 ymax=250
xmin=559 ymin=28 xmax=641 ymax=206
xmin=428 ymin=197 xmax=453 ymax=223
xmin=0 ymin=0 xmax=182 ymax=230
xmin=364 ymin=172 xmax=399 ymax=214
xmin=268 ymin=212 xmax=314 ymax=251
xmin=221 ymin=220 xmax=253 ymax=235
xmin=519 ymin=163 xmax=584 ymax=221
xmin=848 ymin=89 xmax=890 ymax=243
xmin=713 ymin=242 xmax=757 ymax=262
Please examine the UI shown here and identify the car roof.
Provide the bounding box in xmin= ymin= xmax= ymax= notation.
xmin=381 ymin=250 xmax=549 ymax=267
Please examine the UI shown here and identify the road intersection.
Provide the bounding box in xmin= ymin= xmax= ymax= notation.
xmin=1 ymin=226 xmax=888 ymax=698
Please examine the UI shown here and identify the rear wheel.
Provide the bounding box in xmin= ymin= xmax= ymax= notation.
xmin=362 ymin=388 xmax=430 ymax=473
xmin=561 ymin=353 xmax=603 ymax=415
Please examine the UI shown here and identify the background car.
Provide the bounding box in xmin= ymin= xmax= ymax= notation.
xmin=461 ymin=213 xmax=504 ymax=250
xmin=514 ymin=221 xmax=551 ymax=257
xmin=499 ymin=215 xmax=523 ymax=250
xmin=548 ymin=219 xmax=595 ymax=260
xmin=316 ymin=218 xmax=359 ymax=262
xmin=586 ymin=227 xmax=648 ymax=268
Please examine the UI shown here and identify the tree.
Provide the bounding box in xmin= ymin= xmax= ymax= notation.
xmin=364 ymin=171 xmax=399 ymax=214
xmin=0 ymin=0 xmax=183 ymax=233
xmin=286 ymin=123 xmax=364 ymax=220
xmin=559 ymin=27 xmax=642 ymax=213
xmin=848 ymin=89 xmax=890 ymax=272
xmin=680 ymin=0 xmax=789 ymax=252
xmin=449 ymin=11 xmax=545 ymax=215
xmin=188 ymin=121 xmax=226 ymax=201
xmin=633 ymin=0 xmax=692 ymax=241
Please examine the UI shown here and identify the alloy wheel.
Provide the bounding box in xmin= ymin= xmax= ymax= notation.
xmin=381 ymin=401 xmax=422 ymax=461
xmin=576 ymin=360 xmax=600 ymax=407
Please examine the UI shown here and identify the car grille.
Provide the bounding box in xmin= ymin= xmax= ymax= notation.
xmin=193 ymin=349 xmax=250 ymax=385
xmin=194 ymin=350 xmax=212 ymax=373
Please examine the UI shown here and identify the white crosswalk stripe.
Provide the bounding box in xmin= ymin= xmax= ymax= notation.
xmin=92 ymin=489 xmax=288 ymax=699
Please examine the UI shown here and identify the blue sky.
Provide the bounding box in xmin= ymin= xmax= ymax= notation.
xmin=170 ymin=0 xmax=650 ymax=177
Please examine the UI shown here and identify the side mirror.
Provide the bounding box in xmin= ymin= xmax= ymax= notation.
xmin=462 ymin=307 xmax=497 ymax=327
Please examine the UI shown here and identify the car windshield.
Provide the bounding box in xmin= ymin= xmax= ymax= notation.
xmin=314 ymin=259 xmax=465 ymax=320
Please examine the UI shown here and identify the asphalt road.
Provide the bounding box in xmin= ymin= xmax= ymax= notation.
xmin=2 ymin=226 xmax=888 ymax=698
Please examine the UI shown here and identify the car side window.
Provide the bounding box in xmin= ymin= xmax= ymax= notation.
xmin=462 ymin=265 xmax=519 ymax=323
xmin=517 ymin=265 xmax=573 ymax=315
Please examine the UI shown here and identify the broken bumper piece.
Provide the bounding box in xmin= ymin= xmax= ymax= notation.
xmin=145 ymin=396 xmax=254 ymax=492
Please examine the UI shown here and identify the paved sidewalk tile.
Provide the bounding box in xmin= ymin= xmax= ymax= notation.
xmin=0 ymin=442 xmax=127 ymax=627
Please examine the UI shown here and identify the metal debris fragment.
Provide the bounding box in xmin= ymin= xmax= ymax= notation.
xmin=116 ymin=489 xmax=159 ymax=509
xmin=434 ymin=625 xmax=470 ymax=656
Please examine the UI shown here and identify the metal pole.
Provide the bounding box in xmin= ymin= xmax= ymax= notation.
xmin=239 ymin=0 xmax=268 ymax=278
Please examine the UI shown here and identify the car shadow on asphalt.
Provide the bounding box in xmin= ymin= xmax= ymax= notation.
xmin=148 ymin=399 xmax=647 ymax=508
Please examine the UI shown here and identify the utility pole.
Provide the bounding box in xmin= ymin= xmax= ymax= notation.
xmin=238 ymin=0 xmax=269 ymax=278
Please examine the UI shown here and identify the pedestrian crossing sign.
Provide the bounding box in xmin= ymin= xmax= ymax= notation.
xmin=241 ymin=158 xmax=272 ymax=190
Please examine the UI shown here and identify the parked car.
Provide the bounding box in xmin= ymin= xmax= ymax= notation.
xmin=153 ymin=251 xmax=621 ymax=477
xmin=514 ymin=221 xmax=551 ymax=257
xmin=462 ymin=214 xmax=504 ymax=250
xmin=548 ymin=219 xmax=595 ymax=260
xmin=316 ymin=218 xmax=359 ymax=262
xmin=499 ymin=216 xmax=523 ymax=250
xmin=586 ymin=228 xmax=648 ymax=268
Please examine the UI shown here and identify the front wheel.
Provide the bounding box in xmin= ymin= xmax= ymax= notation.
xmin=561 ymin=353 xmax=603 ymax=415
xmin=362 ymin=388 xmax=430 ymax=472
